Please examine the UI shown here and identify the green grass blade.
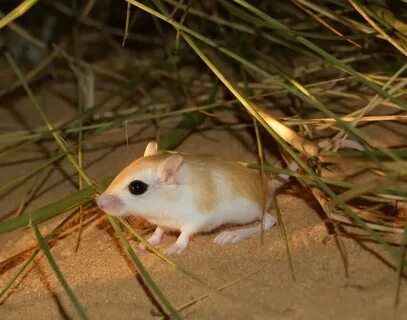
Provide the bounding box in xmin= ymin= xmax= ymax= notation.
xmin=107 ymin=216 xmax=181 ymax=320
xmin=0 ymin=247 xmax=39 ymax=300
xmin=122 ymin=2 xmax=131 ymax=47
xmin=0 ymin=152 xmax=65 ymax=196
xmin=126 ymin=0 xmax=373 ymax=158
xmin=168 ymin=0 xmax=402 ymax=261
xmin=0 ymin=177 xmax=112 ymax=234
xmin=348 ymin=0 xmax=407 ymax=57
xmin=158 ymin=111 xmax=205 ymax=151
xmin=163 ymin=7 xmax=401 ymax=262
xmin=119 ymin=218 xmax=206 ymax=285
xmin=30 ymin=222 xmax=88 ymax=320
xmin=0 ymin=211 xmax=77 ymax=300
xmin=295 ymin=36 xmax=407 ymax=110
xmin=158 ymin=81 xmax=219 ymax=151
xmin=272 ymin=192 xmax=295 ymax=281
xmin=0 ymin=0 xmax=39 ymax=30
xmin=4 ymin=51 xmax=95 ymax=187
xmin=323 ymin=149 xmax=407 ymax=160
xmin=230 ymin=0 xmax=407 ymax=110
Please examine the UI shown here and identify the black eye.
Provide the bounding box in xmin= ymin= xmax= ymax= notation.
xmin=128 ymin=180 xmax=149 ymax=195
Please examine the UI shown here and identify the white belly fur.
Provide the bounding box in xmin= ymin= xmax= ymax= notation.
xmin=146 ymin=198 xmax=261 ymax=232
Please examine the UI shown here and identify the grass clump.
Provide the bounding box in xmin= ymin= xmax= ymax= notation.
xmin=0 ymin=0 xmax=406 ymax=317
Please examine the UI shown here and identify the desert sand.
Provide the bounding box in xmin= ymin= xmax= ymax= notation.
xmin=0 ymin=86 xmax=407 ymax=320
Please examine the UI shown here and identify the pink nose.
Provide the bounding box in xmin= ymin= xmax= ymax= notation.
xmin=96 ymin=194 xmax=124 ymax=213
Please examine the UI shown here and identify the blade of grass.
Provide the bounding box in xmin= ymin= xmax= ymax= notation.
xmin=128 ymin=0 xmax=383 ymax=166
xmin=119 ymin=217 xmax=207 ymax=285
xmin=331 ymin=178 xmax=393 ymax=205
xmin=0 ymin=0 xmax=39 ymax=30
xmin=230 ymin=0 xmax=407 ymax=111
xmin=298 ymin=35 xmax=407 ymax=110
xmin=181 ymin=34 xmax=318 ymax=156
xmin=71 ymin=9 xmax=88 ymax=253
xmin=155 ymin=4 xmax=406 ymax=258
xmin=173 ymin=265 xmax=267 ymax=315
xmin=253 ymin=47 xmax=374 ymax=154
xmin=0 ymin=65 xmax=148 ymax=160
xmin=0 ymin=152 xmax=65 ymax=196
xmin=30 ymin=221 xmax=88 ymax=320
xmin=107 ymin=216 xmax=181 ymax=320
xmin=272 ymin=192 xmax=296 ymax=280
xmin=122 ymin=2 xmax=131 ymax=47
xmin=332 ymin=222 xmax=350 ymax=278
xmin=348 ymin=0 xmax=407 ymax=57
xmin=0 ymin=176 xmax=112 ymax=234
xmin=291 ymin=0 xmax=361 ymax=48
xmin=0 ymin=46 xmax=58 ymax=98
xmin=248 ymin=161 xmax=406 ymax=201
xmin=176 ymin=24 xmax=402 ymax=260
xmin=222 ymin=7 xmax=404 ymax=172
xmin=158 ymin=112 xmax=205 ymax=151
xmin=294 ymin=0 xmax=374 ymax=33
xmin=322 ymin=149 xmax=407 ymax=160
xmin=0 ymin=211 xmax=77 ymax=300
xmin=4 ymin=51 xmax=95 ymax=187
xmin=158 ymin=80 xmax=219 ymax=151
xmin=253 ymin=116 xmax=267 ymax=243
xmin=148 ymin=4 xmax=400 ymax=261
xmin=0 ymin=9 xmax=46 ymax=49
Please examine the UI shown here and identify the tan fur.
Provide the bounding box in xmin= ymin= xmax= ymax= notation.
xmin=187 ymin=157 xmax=219 ymax=212
xmin=223 ymin=161 xmax=266 ymax=205
xmin=179 ymin=154 xmax=267 ymax=213
xmin=108 ymin=152 xmax=268 ymax=213
xmin=107 ymin=153 xmax=168 ymax=191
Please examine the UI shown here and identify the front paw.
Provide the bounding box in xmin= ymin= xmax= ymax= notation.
xmin=139 ymin=242 xmax=148 ymax=251
xmin=139 ymin=234 xmax=163 ymax=251
xmin=164 ymin=243 xmax=187 ymax=255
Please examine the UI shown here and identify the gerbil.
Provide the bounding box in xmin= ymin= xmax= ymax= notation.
xmin=96 ymin=141 xmax=289 ymax=254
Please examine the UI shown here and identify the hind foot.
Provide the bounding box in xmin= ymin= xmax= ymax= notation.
xmin=214 ymin=214 xmax=277 ymax=245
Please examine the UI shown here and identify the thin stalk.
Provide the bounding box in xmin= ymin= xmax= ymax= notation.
xmin=0 ymin=176 xmax=112 ymax=234
xmin=30 ymin=222 xmax=88 ymax=320
xmin=108 ymin=216 xmax=181 ymax=320
xmin=272 ymin=192 xmax=296 ymax=280
xmin=0 ymin=211 xmax=77 ymax=300
xmin=0 ymin=0 xmax=39 ymax=30
xmin=4 ymin=51 xmax=95 ymax=187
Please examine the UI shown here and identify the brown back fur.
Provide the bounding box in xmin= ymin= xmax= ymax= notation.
xmin=108 ymin=152 xmax=269 ymax=213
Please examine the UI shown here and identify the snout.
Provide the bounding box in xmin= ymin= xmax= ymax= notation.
xmin=96 ymin=194 xmax=124 ymax=215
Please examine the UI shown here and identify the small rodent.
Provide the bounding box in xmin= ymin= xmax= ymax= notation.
xmin=96 ymin=141 xmax=290 ymax=254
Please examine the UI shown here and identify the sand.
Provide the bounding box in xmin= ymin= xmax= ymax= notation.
xmin=1 ymin=89 xmax=407 ymax=320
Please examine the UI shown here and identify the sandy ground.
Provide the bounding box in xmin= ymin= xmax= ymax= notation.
xmin=1 ymin=84 xmax=407 ymax=320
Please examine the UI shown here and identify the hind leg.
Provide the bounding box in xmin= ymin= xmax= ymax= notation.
xmin=214 ymin=213 xmax=277 ymax=245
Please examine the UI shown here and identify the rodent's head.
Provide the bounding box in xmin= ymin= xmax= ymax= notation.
xmin=96 ymin=141 xmax=184 ymax=217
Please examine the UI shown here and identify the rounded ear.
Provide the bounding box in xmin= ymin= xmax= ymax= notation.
xmin=144 ymin=141 xmax=158 ymax=157
xmin=158 ymin=155 xmax=183 ymax=184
